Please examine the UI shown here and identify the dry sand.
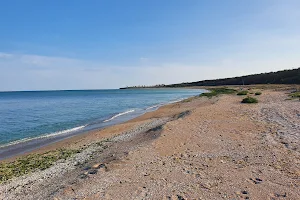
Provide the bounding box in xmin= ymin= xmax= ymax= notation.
xmin=0 ymin=86 xmax=299 ymax=200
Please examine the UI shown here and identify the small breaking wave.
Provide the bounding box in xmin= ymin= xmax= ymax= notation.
xmin=103 ymin=109 xmax=135 ymax=122
xmin=0 ymin=125 xmax=86 ymax=148
xmin=167 ymin=98 xmax=185 ymax=104
xmin=145 ymin=98 xmax=186 ymax=111
xmin=146 ymin=104 xmax=161 ymax=110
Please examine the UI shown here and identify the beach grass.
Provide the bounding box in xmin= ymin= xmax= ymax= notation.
xmin=237 ymin=91 xmax=248 ymax=95
xmin=289 ymin=92 xmax=300 ymax=98
xmin=241 ymin=96 xmax=258 ymax=103
xmin=199 ymin=88 xmax=236 ymax=98
xmin=0 ymin=148 xmax=81 ymax=183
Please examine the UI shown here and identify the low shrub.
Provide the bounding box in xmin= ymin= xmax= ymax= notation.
xmin=289 ymin=92 xmax=300 ymax=98
xmin=241 ymin=96 xmax=258 ymax=104
xmin=237 ymin=91 xmax=248 ymax=95
xmin=255 ymin=92 xmax=262 ymax=95
xmin=199 ymin=88 xmax=236 ymax=98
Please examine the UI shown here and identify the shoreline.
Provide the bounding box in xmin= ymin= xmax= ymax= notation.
xmin=0 ymin=93 xmax=201 ymax=162
xmin=0 ymin=84 xmax=296 ymax=162
xmin=1 ymin=85 xmax=299 ymax=200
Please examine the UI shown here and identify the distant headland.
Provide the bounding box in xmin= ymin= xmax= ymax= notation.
xmin=120 ymin=67 xmax=300 ymax=89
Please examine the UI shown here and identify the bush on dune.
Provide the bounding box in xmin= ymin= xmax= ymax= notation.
xmin=237 ymin=91 xmax=248 ymax=95
xmin=199 ymin=88 xmax=236 ymax=98
xmin=289 ymin=92 xmax=300 ymax=98
xmin=241 ymin=96 xmax=258 ymax=103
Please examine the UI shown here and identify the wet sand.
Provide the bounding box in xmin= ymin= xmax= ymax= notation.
xmin=0 ymin=85 xmax=299 ymax=200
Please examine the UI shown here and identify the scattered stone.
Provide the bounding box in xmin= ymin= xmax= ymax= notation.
xmin=92 ymin=163 xmax=105 ymax=169
xmin=160 ymin=161 xmax=166 ymax=165
xmin=88 ymin=169 xmax=98 ymax=174
xmin=73 ymin=161 xmax=80 ymax=166
xmin=242 ymin=190 xmax=248 ymax=195
xmin=83 ymin=166 xmax=91 ymax=171
xmin=176 ymin=194 xmax=185 ymax=200
xmin=250 ymin=177 xmax=263 ymax=184
xmin=275 ymin=192 xmax=287 ymax=197
xmin=99 ymin=165 xmax=108 ymax=172
xmin=194 ymin=174 xmax=201 ymax=178
xmin=78 ymin=174 xmax=88 ymax=179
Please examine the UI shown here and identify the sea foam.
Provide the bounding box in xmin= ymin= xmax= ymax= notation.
xmin=0 ymin=125 xmax=86 ymax=148
xmin=103 ymin=109 xmax=135 ymax=122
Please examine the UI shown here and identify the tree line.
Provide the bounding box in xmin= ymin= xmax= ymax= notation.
xmin=120 ymin=68 xmax=300 ymax=89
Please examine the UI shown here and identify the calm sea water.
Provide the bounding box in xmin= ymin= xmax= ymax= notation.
xmin=0 ymin=89 xmax=203 ymax=147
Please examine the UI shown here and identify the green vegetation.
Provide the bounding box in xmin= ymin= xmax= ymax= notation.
xmin=0 ymin=148 xmax=81 ymax=183
xmin=237 ymin=91 xmax=248 ymax=95
xmin=122 ymin=68 xmax=300 ymax=89
xmin=199 ymin=88 xmax=236 ymax=98
xmin=241 ymin=96 xmax=258 ymax=104
xmin=289 ymin=92 xmax=300 ymax=98
xmin=166 ymin=68 xmax=300 ymax=87
xmin=255 ymin=91 xmax=262 ymax=95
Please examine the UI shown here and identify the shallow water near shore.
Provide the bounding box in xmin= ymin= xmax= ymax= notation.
xmin=0 ymin=88 xmax=204 ymax=159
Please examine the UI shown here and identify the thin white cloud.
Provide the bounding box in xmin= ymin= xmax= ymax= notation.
xmin=1 ymin=51 xmax=298 ymax=91
xmin=139 ymin=57 xmax=149 ymax=62
xmin=0 ymin=52 xmax=13 ymax=59
xmin=20 ymin=54 xmax=80 ymax=67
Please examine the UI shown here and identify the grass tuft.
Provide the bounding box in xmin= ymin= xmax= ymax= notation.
xmin=289 ymin=92 xmax=300 ymax=98
xmin=237 ymin=91 xmax=248 ymax=95
xmin=255 ymin=91 xmax=262 ymax=95
xmin=241 ymin=96 xmax=258 ymax=104
xmin=199 ymin=88 xmax=236 ymax=98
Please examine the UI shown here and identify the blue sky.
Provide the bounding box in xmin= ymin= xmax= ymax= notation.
xmin=0 ymin=0 xmax=299 ymax=91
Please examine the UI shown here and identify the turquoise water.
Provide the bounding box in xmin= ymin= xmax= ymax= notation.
xmin=0 ymin=89 xmax=204 ymax=147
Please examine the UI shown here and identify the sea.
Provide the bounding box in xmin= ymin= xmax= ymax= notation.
xmin=0 ymin=89 xmax=204 ymax=159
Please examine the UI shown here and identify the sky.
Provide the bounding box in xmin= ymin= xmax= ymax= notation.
xmin=0 ymin=0 xmax=300 ymax=91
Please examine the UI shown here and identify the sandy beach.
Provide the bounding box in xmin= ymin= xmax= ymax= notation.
xmin=0 ymin=85 xmax=299 ymax=200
